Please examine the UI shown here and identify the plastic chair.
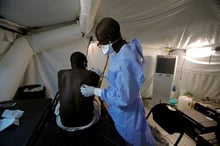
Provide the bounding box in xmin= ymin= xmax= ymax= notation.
xmin=146 ymin=103 xmax=186 ymax=146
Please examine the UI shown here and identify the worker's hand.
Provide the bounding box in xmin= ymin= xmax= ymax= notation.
xmin=90 ymin=67 xmax=102 ymax=76
xmin=80 ymin=84 xmax=102 ymax=97
xmin=80 ymin=84 xmax=95 ymax=97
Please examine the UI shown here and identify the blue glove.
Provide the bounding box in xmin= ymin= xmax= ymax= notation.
xmin=80 ymin=84 xmax=95 ymax=97
xmin=80 ymin=84 xmax=101 ymax=97
xmin=90 ymin=67 xmax=102 ymax=76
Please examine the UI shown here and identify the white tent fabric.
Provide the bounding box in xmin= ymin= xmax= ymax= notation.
xmin=0 ymin=29 xmax=14 ymax=56
xmin=79 ymin=0 xmax=101 ymax=35
xmin=24 ymin=37 xmax=89 ymax=98
xmin=0 ymin=0 xmax=80 ymax=27
xmin=95 ymin=0 xmax=220 ymax=49
xmin=175 ymin=58 xmax=220 ymax=99
xmin=0 ymin=0 xmax=219 ymax=102
xmin=0 ymin=37 xmax=33 ymax=101
xmin=27 ymin=23 xmax=82 ymax=53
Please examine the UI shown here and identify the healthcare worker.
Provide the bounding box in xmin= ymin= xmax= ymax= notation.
xmin=80 ymin=17 xmax=155 ymax=146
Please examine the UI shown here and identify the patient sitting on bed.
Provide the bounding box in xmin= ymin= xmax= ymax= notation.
xmin=54 ymin=51 xmax=101 ymax=132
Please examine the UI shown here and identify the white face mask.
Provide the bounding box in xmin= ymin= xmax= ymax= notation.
xmin=101 ymin=43 xmax=114 ymax=55
xmin=100 ymin=38 xmax=122 ymax=55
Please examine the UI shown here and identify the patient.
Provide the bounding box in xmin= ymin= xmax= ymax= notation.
xmin=55 ymin=51 xmax=101 ymax=131
xmin=35 ymin=51 xmax=127 ymax=146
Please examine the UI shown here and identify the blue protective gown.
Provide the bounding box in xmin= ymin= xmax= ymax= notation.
xmin=100 ymin=38 xmax=156 ymax=146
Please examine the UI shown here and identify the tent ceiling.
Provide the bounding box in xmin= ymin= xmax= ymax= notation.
xmin=0 ymin=0 xmax=219 ymax=27
xmin=0 ymin=0 xmax=219 ymax=35
xmin=0 ymin=0 xmax=219 ymax=46
xmin=0 ymin=0 xmax=80 ymax=27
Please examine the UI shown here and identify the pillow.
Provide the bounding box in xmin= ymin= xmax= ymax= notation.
xmin=13 ymin=84 xmax=46 ymax=100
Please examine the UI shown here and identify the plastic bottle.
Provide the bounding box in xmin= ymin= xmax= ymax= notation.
xmin=170 ymin=86 xmax=177 ymax=98
xmin=169 ymin=86 xmax=177 ymax=106
xmin=177 ymin=95 xmax=193 ymax=110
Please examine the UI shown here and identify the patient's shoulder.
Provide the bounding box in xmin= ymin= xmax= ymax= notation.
xmin=58 ymin=69 xmax=71 ymax=76
xmin=58 ymin=69 xmax=99 ymax=83
xmin=58 ymin=69 xmax=84 ymax=78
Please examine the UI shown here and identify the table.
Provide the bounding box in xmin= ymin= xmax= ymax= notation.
xmin=178 ymin=108 xmax=217 ymax=139
xmin=196 ymin=132 xmax=220 ymax=146
xmin=0 ymin=98 xmax=52 ymax=146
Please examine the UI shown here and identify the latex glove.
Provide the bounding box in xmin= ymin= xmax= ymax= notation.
xmin=80 ymin=84 xmax=101 ymax=97
xmin=80 ymin=84 xmax=95 ymax=97
xmin=90 ymin=67 xmax=102 ymax=76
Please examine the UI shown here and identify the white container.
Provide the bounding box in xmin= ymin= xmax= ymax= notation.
xmin=177 ymin=96 xmax=193 ymax=110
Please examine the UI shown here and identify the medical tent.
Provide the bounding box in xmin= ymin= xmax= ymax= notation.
xmin=0 ymin=0 xmax=220 ymax=103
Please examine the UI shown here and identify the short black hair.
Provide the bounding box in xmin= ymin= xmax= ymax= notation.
xmin=70 ymin=52 xmax=87 ymax=69
xmin=95 ymin=17 xmax=121 ymax=41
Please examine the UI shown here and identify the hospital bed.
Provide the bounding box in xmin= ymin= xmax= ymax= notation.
xmin=0 ymin=98 xmax=52 ymax=146
xmin=0 ymin=85 xmax=127 ymax=146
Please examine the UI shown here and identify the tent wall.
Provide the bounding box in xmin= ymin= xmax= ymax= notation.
xmin=0 ymin=28 xmax=17 ymax=58
xmin=175 ymin=56 xmax=220 ymax=101
xmin=94 ymin=0 xmax=220 ymax=101
xmin=0 ymin=37 xmax=33 ymax=101
xmin=22 ymin=23 xmax=89 ymax=99
xmin=94 ymin=0 xmax=220 ymax=49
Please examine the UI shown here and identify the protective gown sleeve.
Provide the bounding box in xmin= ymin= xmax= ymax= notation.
xmin=123 ymin=65 xmax=141 ymax=105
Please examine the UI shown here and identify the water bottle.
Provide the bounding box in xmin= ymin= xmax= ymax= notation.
xmin=169 ymin=86 xmax=177 ymax=106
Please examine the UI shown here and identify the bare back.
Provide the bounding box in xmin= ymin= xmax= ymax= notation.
xmin=58 ymin=69 xmax=99 ymax=127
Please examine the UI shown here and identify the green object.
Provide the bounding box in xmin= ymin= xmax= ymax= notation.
xmin=184 ymin=91 xmax=194 ymax=97
xmin=169 ymin=98 xmax=177 ymax=106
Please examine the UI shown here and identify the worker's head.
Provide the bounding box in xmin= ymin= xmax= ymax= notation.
xmin=95 ymin=17 xmax=121 ymax=46
xmin=95 ymin=17 xmax=122 ymax=55
xmin=70 ymin=52 xmax=87 ymax=69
